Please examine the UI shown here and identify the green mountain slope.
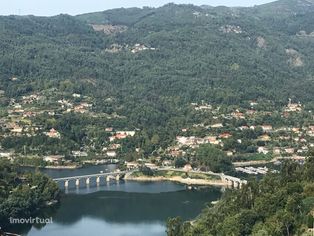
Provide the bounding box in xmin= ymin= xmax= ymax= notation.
xmin=0 ymin=0 xmax=313 ymax=137
xmin=76 ymin=1 xmax=314 ymax=105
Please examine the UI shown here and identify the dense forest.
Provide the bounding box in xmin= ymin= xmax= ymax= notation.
xmin=1 ymin=0 xmax=314 ymax=110
xmin=167 ymin=150 xmax=314 ymax=236
xmin=0 ymin=160 xmax=60 ymax=229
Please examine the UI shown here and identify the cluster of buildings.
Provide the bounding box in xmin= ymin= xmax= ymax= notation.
xmin=104 ymin=43 xmax=157 ymax=54
xmin=58 ymin=98 xmax=93 ymax=114
xmin=165 ymin=100 xmax=313 ymax=162
xmin=130 ymin=44 xmax=156 ymax=53
xmin=0 ymin=90 xmax=313 ymax=169
xmin=0 ymin=89 xmax=140 ymax=167
xmin=108 ymin=131 xmax=136 ymax=142
xmin=220 ymin=25 xmax=243 ymax=34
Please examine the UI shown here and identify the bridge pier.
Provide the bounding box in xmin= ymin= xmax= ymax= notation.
xmin=65 ymin=180 xmax=69 ymax=188
xmin=86 ymin=178 xmax=90 ymax=185
xmin=75 ymin=179 xmax=80 ymax=187
xmin=240 ymin=180 xmax=247 ymax=188
xmin=96 ymin=176 xmax=100 ymax=185
xmin=221 ymin=174 xmax=247 ymax=189
xmin=106 ymin=176 xmax=111 ymax=182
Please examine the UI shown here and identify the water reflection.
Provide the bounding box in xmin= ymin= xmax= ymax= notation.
xmin=53 ymin=188 xmax=219 ymax=224
xmin=29 ymin=218 xmax=166 ymax=236
xmin=16 ymin=166 xmax=221 ymax=236
xmin=23 ymin=182 xmax=221 ymax=236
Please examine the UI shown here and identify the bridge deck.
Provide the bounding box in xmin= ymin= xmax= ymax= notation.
xmin=53 ymin=171 xmax=127 ymax=181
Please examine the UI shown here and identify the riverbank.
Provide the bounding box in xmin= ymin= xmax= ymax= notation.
xmin=125 ymin=175 xmax=226 ymax=186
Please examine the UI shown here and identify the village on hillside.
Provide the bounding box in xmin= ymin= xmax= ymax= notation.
xmin=0 ymin=87 xmax=313 ymax=171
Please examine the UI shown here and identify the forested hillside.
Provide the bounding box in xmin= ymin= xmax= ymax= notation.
xmin=0 ymin=160 xmax=60 ymax=229
xmin=76 ymin=0 xmax=314 ymax=105
xmin=0 ymin=0 xmax=313 ymax=160
xmin=1 ymin=0 xmax=314 ymax=106
xmin=167 ymin=151 xmax=314 ymax=236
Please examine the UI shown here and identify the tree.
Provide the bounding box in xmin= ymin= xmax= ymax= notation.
xmin=273 ymin=210 xmax=295 ymax=236
xmin=167 ymin=159 xmax=314 ymax=236
xmin=304 ymin=149 xmax=314 ymax=181
xmin=139 ymin=165 xmax=154 ymax=176
xmin=195 ymin=144 xmax=233 ymax=173
xmin=175 ymin=158 xmax=187 ymax=168
xmin=151 ymin=134 xmax=160 ymax=145
xmin=0 ymin=160 xmax=60 ymax=229
xmin=166 ymin=217 xmax=184 ymax=236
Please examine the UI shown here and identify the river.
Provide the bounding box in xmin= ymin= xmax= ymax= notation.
xmin=18 ymin=165 xmax=222 ymax=236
